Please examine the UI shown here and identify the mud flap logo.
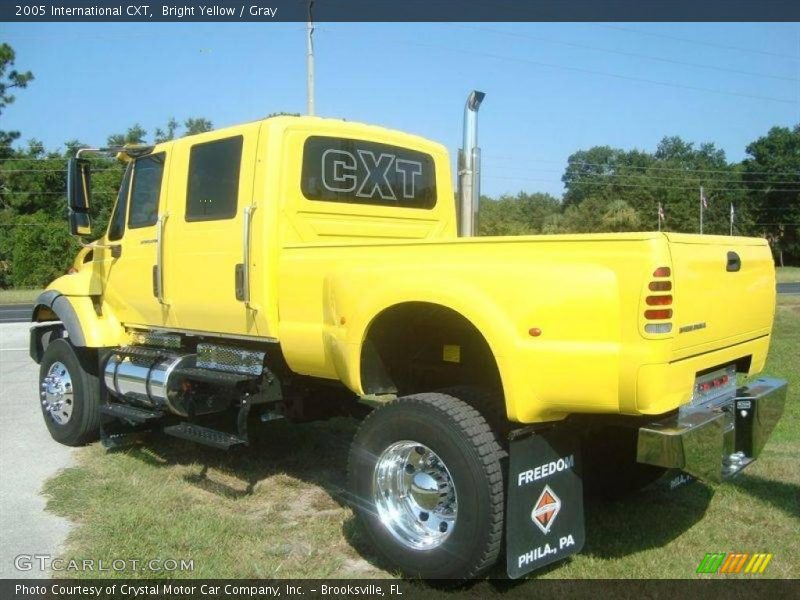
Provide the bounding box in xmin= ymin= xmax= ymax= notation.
xmin=531 ymin=485 xmax=561 ymax=534
xmin=506 ymin=431 xmax=585 ymax=579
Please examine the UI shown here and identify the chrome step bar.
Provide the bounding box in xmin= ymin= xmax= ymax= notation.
xmin=163 ymin=423 xmax=246 ymax=450
xmin=637 ymin=377 xmax=787 ymax=482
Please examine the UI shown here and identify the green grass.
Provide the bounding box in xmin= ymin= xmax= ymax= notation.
xmin=776 ymin=266 xmax=800 ymax=283
xmin=0 ymin=287 xmax=43 ymax=304
xmin=43 ymin=302 xmax=799 ymax=581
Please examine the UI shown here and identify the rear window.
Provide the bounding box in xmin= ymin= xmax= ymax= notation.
xmin=186 ymin=136 xmax=242 ymax=221
xmin=301 ymin=136 xmax=436 ymax=209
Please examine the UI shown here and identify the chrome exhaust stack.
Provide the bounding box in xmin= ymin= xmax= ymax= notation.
xmin=458 ymin=90 xmax=485 ymax=237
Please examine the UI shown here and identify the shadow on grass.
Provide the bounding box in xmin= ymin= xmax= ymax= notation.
xmin=115 ymin=417 xmax=714 ymax=584
xmin=119 ymin=416 xmax=359 ymax=501
xmin=580 ymin=481 xmax=714 ymax=560
xmin=730 ymin=473 xmax=800 ymax=519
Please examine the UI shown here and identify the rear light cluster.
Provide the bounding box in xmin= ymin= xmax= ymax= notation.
xmin=699 ymin=374 xmax=729 ymax=392
xmin=644 ymin=266 xmax=673 ymax=334
xmin=690 ymin=365 xmax=737 ymax=406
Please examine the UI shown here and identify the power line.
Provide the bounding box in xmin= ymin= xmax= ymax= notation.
xmin=2 ymin=164 xmax=797 ymax=189
xmin=484 ymin=163 xmax=800 ymax=186
xmin=0 ymin=191 xmax=116 ymax=196
xmin=598 ymin=24 xmax=800 ymax=62
xmin=320 ymin=30 xmax=797 ymax=105
xmin=460 ymin=24 xmax=799 ymax=83
xmin=484 ymin=175 xmax=800 ymax=193
xmin=4 ymin=156 xmax=800 ymax=179
xmin=4 ymin=25 xmax=308 ymax=40
xmin=483 ymin=157 xmax=800 ymax=178
xmin=0 ymin=168 xmax=120 ymax=173
xmin=0 ymin=158 xmax=72 ymax=161
xmin=0 ymin=157 xmax=119 ymax=163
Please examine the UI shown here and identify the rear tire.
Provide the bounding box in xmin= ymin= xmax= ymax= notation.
xmin=347 ymin=392 xmax=505 ymax=579
xmin=38 ymin=339 xmax=101 ymax=446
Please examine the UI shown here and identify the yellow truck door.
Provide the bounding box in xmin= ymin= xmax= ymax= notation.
xmin=99 ymin=152 xmax=174 ymax=328
xmin=162 ymin=123 xmax=270 ymax=337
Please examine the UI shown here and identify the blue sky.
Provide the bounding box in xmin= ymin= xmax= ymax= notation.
xmin=3 ymin=22 xmax=799 ymax=197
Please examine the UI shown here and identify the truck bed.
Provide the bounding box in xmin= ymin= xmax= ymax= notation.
xmin=277 ymin=231 xmax=776 ymax=422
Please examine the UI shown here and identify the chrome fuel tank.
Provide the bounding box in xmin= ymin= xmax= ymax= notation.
xmin=104 ymin=350 xmax=195 ymax=409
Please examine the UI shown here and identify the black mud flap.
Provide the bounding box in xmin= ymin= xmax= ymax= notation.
xmin=506 ymin=429 xmax=585 ymax=579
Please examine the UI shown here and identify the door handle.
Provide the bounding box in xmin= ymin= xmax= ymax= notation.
xmin=239 ymin=205 xmax=256 ymax=306
xmin=155 ymin=212 xmax=169 ymax=304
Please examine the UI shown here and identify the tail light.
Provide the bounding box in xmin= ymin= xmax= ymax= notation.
xmin=646 ymin=295 xmax=673 ymax=306
xmin=653 ymin=266 xmax=671 ymax=277
xmin=644 ymin=266 xmax=673 ymax=334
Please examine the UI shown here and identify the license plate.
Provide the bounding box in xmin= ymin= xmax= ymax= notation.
xmin=691 ymin=364 xmax=737 ymax=407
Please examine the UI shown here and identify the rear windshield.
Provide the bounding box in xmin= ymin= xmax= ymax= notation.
xmin=301 ymin=136 xmax=436 ymax=209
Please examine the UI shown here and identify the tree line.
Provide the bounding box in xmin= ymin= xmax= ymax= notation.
xmin=479 ymin=131 xmax=800 ymax=266
xmin=1 ymin=43 xmax=798 ymax=288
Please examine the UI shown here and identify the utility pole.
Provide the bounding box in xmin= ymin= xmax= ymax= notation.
xmin=306 ymin=1 xmax=315 ymax=116
xmin=699 ymin=186 xmax=704 ymax=234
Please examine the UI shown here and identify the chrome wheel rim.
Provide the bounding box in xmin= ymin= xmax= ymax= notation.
xmin=373 ymin=440 xmax=457 ymax=550
xmin=41 ymin=361 xmax=74 ymax=425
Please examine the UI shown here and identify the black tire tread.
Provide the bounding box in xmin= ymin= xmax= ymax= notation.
xmin=437 ymin=385 xmax=512 ymax=444
xmin=349 ymin=392 xmax=505 ymax=579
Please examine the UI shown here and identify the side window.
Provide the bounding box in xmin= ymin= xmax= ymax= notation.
xmin=128 ymin=153 xmax=165 ymax=229
xmin=108 ymin=163 xmax=133 ymax=242
xmin=186 ymin=136 xmax=243 ymax=221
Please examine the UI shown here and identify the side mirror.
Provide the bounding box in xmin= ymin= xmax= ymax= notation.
xmin=67 ymin=157 xmax=92 ymax=236
xmin=69 ymin=211 xmax=92 ymax=237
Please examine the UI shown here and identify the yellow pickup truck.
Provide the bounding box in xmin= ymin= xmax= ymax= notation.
xmin=30 ymin=104 xmax=786 ymax=579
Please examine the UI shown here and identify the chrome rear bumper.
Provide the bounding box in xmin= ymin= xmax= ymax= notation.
xmin=637 ymin=377 xmax=787 ymax=483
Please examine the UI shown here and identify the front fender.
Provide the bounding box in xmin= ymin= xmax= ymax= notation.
xmin=30 ymin=287 xmax=124 ymax=363
xmin=31 ymin=290 xmax=87 ymax=346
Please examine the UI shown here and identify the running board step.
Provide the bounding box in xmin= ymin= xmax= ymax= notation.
xmin=163 ymin=423 xmax=247 ymax=450
xmin=100 ymin=402 xmax=163 ymax=423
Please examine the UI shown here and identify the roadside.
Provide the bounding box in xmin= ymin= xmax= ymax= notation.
xmin=0 ymin=304 xmax=34 ymax=324
xmin=0 ymin=288 xmax=40 ymax=323
xmin=0 ymin=322 xmax=76 ymax=578
xmin=776 ymin=266 xmax=800 ymax=283
xmin=0 ymin=289 xmax=42 ymax=305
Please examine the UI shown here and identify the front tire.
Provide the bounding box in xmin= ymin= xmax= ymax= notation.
xmin=347 ymin=393 xmax=505 ymax=579
xmin=38 ymin=339 xmax=101 ymax=446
